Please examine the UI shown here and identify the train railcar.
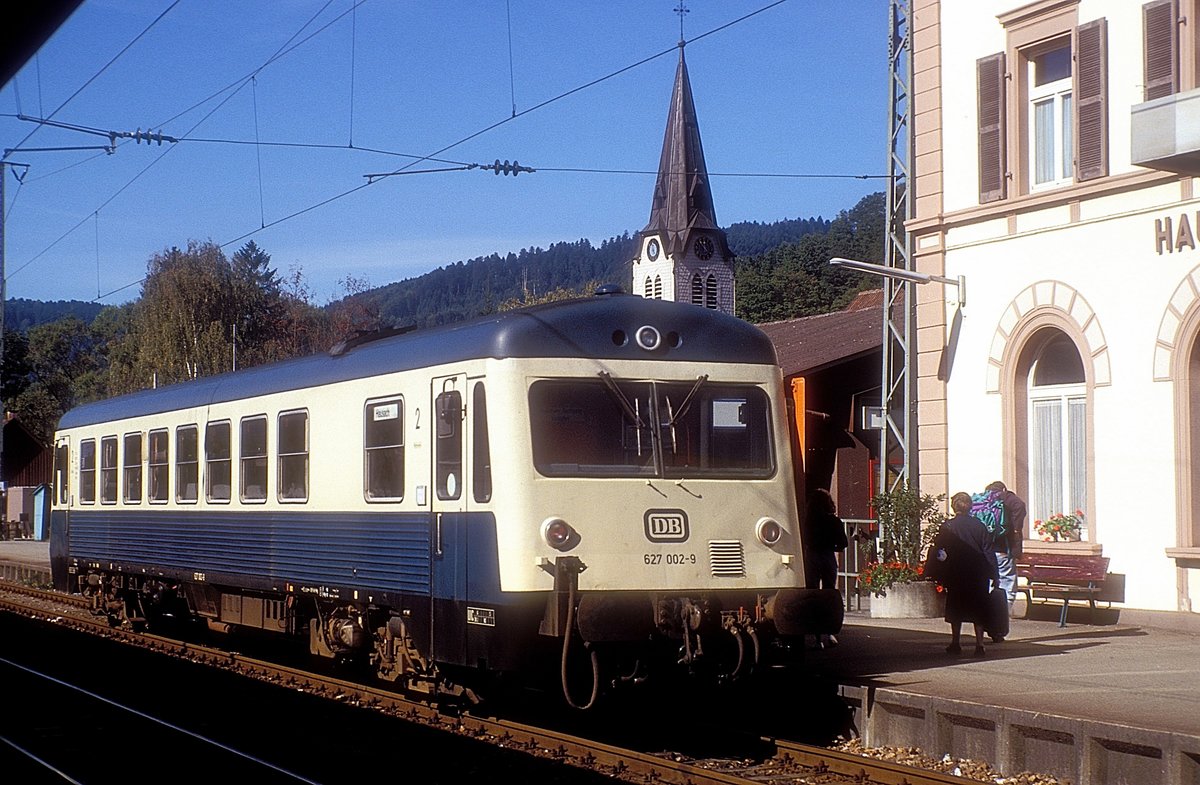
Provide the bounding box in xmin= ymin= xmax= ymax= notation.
xmin=49 ymin=287 xmax=842 ymax=707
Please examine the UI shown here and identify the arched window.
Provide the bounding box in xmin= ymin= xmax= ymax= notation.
xmin=1184 ymin=330 xmax=1200 ymax=547
xmin=644 ymin=276 xmax=653 ymax=299
xmin=691 ymin=273 xmax=703 ymax=305
xmin=1024 ymin=330 xmax=1087 ymax=535
xmin=705 ymin=274 xmax=718 ymax=309
xmin=653 ymin=275 xmax=663 ymax=299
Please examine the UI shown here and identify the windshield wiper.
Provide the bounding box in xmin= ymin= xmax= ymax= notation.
xmin=667 ymin=375 xmax=708 ymax=428
xmin=662 ymin=375 xmax=709 ymax=455
xmin=598 ymin=371 xmax=649 ymax=456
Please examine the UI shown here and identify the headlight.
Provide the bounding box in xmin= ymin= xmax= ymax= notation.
xmin=755 ymin=517 xmax=783 ymax=546
xmin=542 ymin=517 xmax=578 ymax=550
xmin=635 ymin=325 xmax=662 ymax=351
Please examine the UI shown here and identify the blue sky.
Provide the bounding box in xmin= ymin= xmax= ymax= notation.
xmin=1 ymin=1 xmax=889 ymax=305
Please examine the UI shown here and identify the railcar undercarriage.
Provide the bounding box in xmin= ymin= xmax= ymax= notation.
xmin=73 ymin=565 xmax=840 ymax=711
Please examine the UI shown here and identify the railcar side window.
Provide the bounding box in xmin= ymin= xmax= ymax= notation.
xmin=54 ymin=443 xmax=70 ymax=505
xmin=176 ymin=425 xmax=199 ymax=503
xmin=365 ymin=397 xmax=404 ymax=501
xmin=79 ymin=439 xmax=96 ymax=505
xmin=148 ymin=429 xmax=169 ymax=503
xmin=123 ymin=433 xmax=143 ymax=503
xmin=473 ymin=382 xmax=492 ymax=503
xmin=100 ymin=436 xmax=118 ymax=504
xmin=435 ymin=391 xmax=463 ymax=500
xmin=278 ymin=410 xmax=308 ymax=502
xmin=240 ymin=416 xmax=268 ymax=503
xmin=206 ymin=421 xmax=232 ymax=503
xmin=530 ymin=379 xmax=774 ymax=479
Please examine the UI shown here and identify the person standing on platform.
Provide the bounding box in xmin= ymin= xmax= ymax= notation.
xmin=932 ymin=492 xmax=1000 ymax=657
xmin=983 ymin=480 xmax=1027 ymax=629
xmin=805 ymin=488 xmax=848 ymax=648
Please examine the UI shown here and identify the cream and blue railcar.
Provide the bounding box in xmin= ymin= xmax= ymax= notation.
xmin=50 ymin=289 xmax=841 ymax=706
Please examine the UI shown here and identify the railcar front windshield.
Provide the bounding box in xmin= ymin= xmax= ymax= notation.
xmin=529 ymin=374 xmax=774 ymax=479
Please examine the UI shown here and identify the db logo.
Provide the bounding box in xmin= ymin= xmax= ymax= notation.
xmin=644 ymin=509 xmax=689 ymax=542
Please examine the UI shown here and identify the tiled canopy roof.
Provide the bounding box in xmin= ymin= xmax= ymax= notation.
xmin=755 ymin=290 xmax=885 ymax=377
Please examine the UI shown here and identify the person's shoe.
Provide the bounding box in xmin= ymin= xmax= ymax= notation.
xmin=823 ymin=634 xmax=839 ymax=648
xmin=973 ymin=645 xmax=987 ymax=658
xmin=945 ymin=643 xmax=961 ymax=655
xmin=989 ymin=635 xmax=1005 ymax=643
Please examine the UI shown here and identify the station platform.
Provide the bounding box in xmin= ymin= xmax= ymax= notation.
xmin=4 ymin=539 xmax=1198 ymax=782
xmin=803 ymin=599 xmax=1200 ymax=783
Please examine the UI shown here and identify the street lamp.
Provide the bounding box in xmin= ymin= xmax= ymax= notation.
xmin=829 ymin=257 xmax=965 ymax=308
xmin=828 ymin=256 xmax=967 ymax=496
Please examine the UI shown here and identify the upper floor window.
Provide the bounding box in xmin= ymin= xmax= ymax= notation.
xmin=980 ymin=5 xmax=1108 ymax=202
xmin=1141 ymin=1 xmax=1200 ymax=100
xmin=1030 ymin=41 xmax=1073 ymax=188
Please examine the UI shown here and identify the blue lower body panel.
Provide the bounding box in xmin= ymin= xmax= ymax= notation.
xmin=62 ymin=509 xmax=446 ymax=597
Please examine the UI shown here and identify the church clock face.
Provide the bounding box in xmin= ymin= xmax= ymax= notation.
xmin=693 ymin=235 xmax=714 ymax=260
xmin=647 ymin=238 xmax=660 ymax=260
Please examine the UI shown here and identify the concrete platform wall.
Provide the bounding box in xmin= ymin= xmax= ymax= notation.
xmin=840 ymin=685 xmax=1200 ymax=784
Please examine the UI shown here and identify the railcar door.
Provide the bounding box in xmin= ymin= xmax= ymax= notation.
xmin=50 ymin=437 xmax=71 ymax=592
xmin=430 ymin=373 xmax=469 ymax=665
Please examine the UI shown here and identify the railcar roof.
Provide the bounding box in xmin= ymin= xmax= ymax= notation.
xmin=58 ymin=293 xmax=778 ymax=429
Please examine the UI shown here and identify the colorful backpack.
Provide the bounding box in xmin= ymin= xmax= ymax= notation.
xmin=969 ymin=490 xmax=1007 ymax=538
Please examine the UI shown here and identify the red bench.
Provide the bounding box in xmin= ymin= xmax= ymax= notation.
xmin=1015 ymin=553 xmax=1110 ymax=627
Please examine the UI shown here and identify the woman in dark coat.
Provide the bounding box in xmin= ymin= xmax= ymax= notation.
xmin=932 ymin=492 xmax=1000 ymax=657
xmin=805 ymin=488 xmax=848 ymax=647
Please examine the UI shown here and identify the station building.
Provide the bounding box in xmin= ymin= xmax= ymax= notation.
xmin=911 ymin=0 xmax=1200 ymax=614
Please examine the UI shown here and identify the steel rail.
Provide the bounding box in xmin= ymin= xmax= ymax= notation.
xmin=0 ymin=580 xmax=984 ymax=785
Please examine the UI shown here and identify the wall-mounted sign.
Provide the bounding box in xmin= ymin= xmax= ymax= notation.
xmin=1155 ymin=213 xmax=1200 ymax=255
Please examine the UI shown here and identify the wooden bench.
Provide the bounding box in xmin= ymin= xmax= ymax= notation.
xmin=1015 ymin=553 xmax=1110 ymax=627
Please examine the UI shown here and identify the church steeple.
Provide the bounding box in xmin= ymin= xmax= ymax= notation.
xmin=642 ymin=45 xmax=723 ymax=258
xmin=632 ymin=43 xmax=735 ymax=314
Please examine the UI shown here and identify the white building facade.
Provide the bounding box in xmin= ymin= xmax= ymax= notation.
xmin=911 ymin=0 xmax=1200 ymax=613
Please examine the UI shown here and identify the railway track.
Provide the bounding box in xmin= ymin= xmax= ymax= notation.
xmin=0 ymin=579 xmax=996 ymax=785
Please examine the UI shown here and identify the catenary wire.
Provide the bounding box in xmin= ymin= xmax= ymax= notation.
xmin=2 ymin=1 xmax=182 ymax=162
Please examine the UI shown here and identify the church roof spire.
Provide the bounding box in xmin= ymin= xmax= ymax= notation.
xmin=641 ymin=45 xmax=723 ymax=258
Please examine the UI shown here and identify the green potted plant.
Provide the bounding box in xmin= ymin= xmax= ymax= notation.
xmin=860 ymin=484 xmax=946 ymax=598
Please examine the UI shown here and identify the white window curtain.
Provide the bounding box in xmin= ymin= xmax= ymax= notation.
xmin=1027 ymin=331 xmax=1087 ymax=536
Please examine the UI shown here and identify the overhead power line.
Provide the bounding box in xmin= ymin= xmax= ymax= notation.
xmin=24 ymin=1 xmax=806 ymax=302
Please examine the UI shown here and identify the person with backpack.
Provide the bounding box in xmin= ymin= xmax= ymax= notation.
xmin=974 ymin=480 xmax=1027 ymax=639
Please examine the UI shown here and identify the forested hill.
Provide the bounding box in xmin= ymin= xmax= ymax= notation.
xmin=5 ymin=298 xmax=105 ymax=332
xmin=360 ymin=215 xmax=834 ymax=329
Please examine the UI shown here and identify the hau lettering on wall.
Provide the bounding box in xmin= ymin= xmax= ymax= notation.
xmin=1155 ymin=214 xmax=1200 ymax=254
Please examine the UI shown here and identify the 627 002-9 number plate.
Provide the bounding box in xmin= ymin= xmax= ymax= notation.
xmin=643 ymin=553 xmax=697 ymax=565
